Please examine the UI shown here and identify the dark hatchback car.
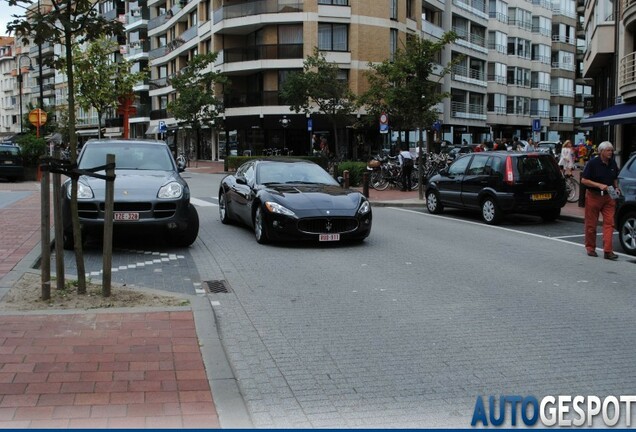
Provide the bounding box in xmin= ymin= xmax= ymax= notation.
xmin=62 ymin=139 xmax=199 ymax=249
xmin=616 ymin=153 xmax=636 ymax=255
xmin=425 ymin=151 xmax=567 ymax=224
xmin=0 ymin=143 xmax=24 ymax=182
xmin=218 ymin=159 xmax=372 ymax=244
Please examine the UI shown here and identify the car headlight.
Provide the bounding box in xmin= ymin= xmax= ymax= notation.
xmin=64 ymin=181 xmax=94 ymax=199
xmin=358 ymin=200 xmax=371 ymax=215
xmin=264 ymin=201 xmax=296 ymax=217
xmin=158 ymin=182 xmax=183 ymax=199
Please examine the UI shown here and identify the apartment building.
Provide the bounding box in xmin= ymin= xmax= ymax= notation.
xmin=0 ymin=37 xmax=35 ymax=139
xmin=580 ymin=0 xmax=636 ymax=164
xmin=2 ymin=0 xmax=595 ymax=156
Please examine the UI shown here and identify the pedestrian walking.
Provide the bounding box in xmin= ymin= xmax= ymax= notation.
xmin=559 ymin=140 xmax=575 ymax=176
xmin=398 ymin=147 xmax=414 ymax=191
xmin=580 ymin=141 xmax=621 ymax=260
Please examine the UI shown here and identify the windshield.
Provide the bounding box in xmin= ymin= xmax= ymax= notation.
xmin=257 ymin=162 xmax=339 ymax=186
xmin=79 ymin=143 xmax=175 ymax=171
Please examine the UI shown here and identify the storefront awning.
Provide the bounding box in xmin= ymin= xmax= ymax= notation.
xmin=580 ymin=103 xmax=636 ymax=126
xmin=145 ymin=125 xmax=158 ymax=135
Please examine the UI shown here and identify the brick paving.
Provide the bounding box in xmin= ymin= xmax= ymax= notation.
xmin=0 ymin=311 xmax=219 ymax=428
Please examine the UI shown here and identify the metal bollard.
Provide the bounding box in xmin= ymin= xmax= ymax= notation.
xmin=343 ymin=170 xmax=350 ymax=189
xmin=362 ymin=172 xmax=369 ymax=198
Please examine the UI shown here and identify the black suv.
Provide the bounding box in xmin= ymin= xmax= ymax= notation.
xmin=616 ymin=153 xmax=636 ymax=255
xmin=425 ymin=151 xmax=566 ymax=224
xmin=0 ymin=143 xmax=24 ymax=182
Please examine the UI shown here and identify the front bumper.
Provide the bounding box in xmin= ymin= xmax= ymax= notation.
xmin=264 ymin=211 xmax=372 ymax=241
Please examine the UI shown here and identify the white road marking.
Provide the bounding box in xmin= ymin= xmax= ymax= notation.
xmin=391 ymin=207 xmax=632 ymax=258
xmin=191 ymin=197 xmax=216 ymax=207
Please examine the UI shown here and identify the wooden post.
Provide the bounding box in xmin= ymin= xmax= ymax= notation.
xmin=343 ymin=170 xmax=350 ymax=189
xmin=53 ymin=149 xmax=65 ymax=290
xmin=102 ymin=154 xmax=115 ymax=297
xmin=362 ymin=171 xmax=369 ymax=198
xmin=40 ymin=157 xmax=50 ymax=300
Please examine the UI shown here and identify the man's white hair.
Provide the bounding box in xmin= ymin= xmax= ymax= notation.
xmin=598 ymin=141 xmax=613 ymax=151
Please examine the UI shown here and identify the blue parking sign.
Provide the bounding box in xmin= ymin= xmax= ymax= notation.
xmin=532 ymin=119 xmax=541 ymax=132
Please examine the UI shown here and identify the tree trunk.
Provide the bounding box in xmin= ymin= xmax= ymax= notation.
xmin=66 ymin=29 xmax=86 ymax=294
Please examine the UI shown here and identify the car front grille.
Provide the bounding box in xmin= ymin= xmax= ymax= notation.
xmin=297 ymin=217 xmax=359 ymax=234
xmin=77 ymin=202 xmax=177 ymax=219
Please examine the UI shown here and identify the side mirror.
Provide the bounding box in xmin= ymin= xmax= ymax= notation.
xmin=439 ymin=168 xmax=449 ymax=176
xmin=236 ymin=176 xmax=247 ymax=185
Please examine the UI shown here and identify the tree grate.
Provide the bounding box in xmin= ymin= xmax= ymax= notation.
xmin=204 ymin=280 xmax=231 ymax=294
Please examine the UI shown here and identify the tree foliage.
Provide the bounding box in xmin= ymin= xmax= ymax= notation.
xmin=73 ymin=37 xmax=147 ymax=137
xmin=361 ymin=32 xmax=459 ymax=133
xmin=167 ymin=52 xmax=226 ymax=130
xmin=7 ymin=0 xmax=125 ymax=294
xmin=279 ymin=47 xmax=358 ymax=157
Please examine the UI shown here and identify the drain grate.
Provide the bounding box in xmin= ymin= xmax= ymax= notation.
xmin=204 ymin=280 xmax=231 ymax=294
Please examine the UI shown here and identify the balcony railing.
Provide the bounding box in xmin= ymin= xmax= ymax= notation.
xmin=487 ymin=74 xmax=506 ymax=84
xmin=224 ymin=91 xmax=281 ymax=108
xmin=551 ymin=62 xmax=576 ymax=71
xmin=507 ymin=19 xmax=532 ymax=31
xmin=530 ymin=109 xmax=550 ymax=117
xmin=550 ymin=90 xmax=575 ymax=97
xmin=213 ymin=0 xmax=303 ymax=25
xmin=531 ymin=82 xmax=551 ymax=91
xmin=552 ymin=35 xmax=575 ymax=45
xmin=619 ymin=51 xmax=636 ymax=89
xmin=222 ymin=44 xmax=303 ymax=63
xmin=550 ymin=116 xmax=574 ymax=123
xmin=150 ymin=109 xmax=168 ymax=120
xmin=149 ymin=77 xmax=169 ymax=90
xmin=452 ymin=0 xmax=486 ymax=14
xmin=451 ymin=101 xmax=486 ymax=117
xmin=488 ymin=11 xmax=508 ymax=23
xmin=451 ymin=65 xmax=485 ymax=82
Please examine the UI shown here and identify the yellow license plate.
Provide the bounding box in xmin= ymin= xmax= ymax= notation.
xmin=531 ymin=193 xmax=552 ymax=201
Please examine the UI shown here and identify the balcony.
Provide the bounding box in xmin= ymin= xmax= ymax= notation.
xmin=213 ymin=0 xmax=303 ymax=25
xmin=451 ymin=101 xmax=487 ymax=120
xmin=150 ymin=109 xmax=168 ymax=120
xmin=583 ymin=20 xmax=615 ymax=78
xmin=624 ymin=0 xmax=636 ymax=31
xmin=619 ymin=51 xmax=636 ymax=102
xmin=224 ymin=91 xmax=281 ymax=108
xmin=222 ymin=44 xmax=303 ymax=63
xmin=451 ymin=0 xmax=487 ymax=19
xmin=451 ymin=65 xmax=487 ymax=87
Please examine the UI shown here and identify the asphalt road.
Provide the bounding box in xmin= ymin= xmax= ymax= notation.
xmin=58 ymin=171 xmax=636 ymax=428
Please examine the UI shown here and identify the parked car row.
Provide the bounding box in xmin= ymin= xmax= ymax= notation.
xmin=56 ymin=138 xmax=635 ymax=255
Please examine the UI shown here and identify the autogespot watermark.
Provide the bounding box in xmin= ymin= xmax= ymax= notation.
xmin=471 ymin=395 xmax=636 ymax=427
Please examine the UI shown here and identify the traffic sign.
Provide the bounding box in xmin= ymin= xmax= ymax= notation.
xmin=307 ymin=119 xmax=313 ymax=131
xmin=28 ymin=108 xmax=47 ymax=127
xmin=380 ymin=112 xmax=389 ymax=134
xmin=432 ymin=120 xmax=442 ymax=132
xmin=532 ymin=118 xmax=541 ymax=132
xmin=158 ymin=120 xmax=167 ymax=133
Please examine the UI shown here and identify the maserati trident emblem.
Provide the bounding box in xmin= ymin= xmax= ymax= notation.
xmin=123 ymin=190 xmax=129 ymax=195
xmin=325 ymin=220 xmax=332 ymax=232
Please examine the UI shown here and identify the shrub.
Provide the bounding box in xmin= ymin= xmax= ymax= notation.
xmin=333 ymin=161 xmax=367 ymax=187
xmin=15 ymin=133 xmax=46 ymax=166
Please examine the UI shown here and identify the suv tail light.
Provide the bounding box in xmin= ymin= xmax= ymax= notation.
xmin=504 ymin=155 xmax=515 ymax=185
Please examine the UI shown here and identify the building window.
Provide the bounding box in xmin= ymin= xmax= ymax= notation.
xmin=318 ymin=23 xmax=348 ymax=52
xmin=390 ymin=0 xmax=397 ymax=20
xmin=318 ymin=0 xmax=349 ymax=4
xmin=390 ymin=28 xmax=398 ymax=61
xmin=406 ymin=0 xmax=413 ymax=19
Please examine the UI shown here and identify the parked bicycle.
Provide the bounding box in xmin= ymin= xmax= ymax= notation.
xmin=564 ymin=173 xmax=580 ymax=203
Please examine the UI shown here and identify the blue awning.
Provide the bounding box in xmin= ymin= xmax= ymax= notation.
xmin=580 ymin=103 xmax=636 ymax=126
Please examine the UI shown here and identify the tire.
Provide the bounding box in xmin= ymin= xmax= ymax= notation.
xmin=426 ymin=190 xmax=443 ymax=214
xmin=618 ymin=211 xmax=636 ymax=256
xmin=169 ymin=204 xmax=199 ymax=247
xmin=371 ymin=172 xmax=389 ymax=191
xmin=254 ymin=206 xmax=270 ymax=244
xmin=62 ymin=229 xmax=74 ymax=250
xmin=540 ymin=208 xmax=561 ymax=222
xmin=481 ymin=197 xmax=502 ymax=225
xmin=219 ymin=190 xmax=231 ymax=224
xmin=565 ymin=177 xmax=578 ymax=203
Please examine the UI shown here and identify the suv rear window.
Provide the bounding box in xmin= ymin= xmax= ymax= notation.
xmin=0 ymin=146 xmax=20 ymax=156
xmin=514 ymin=154 xmax=560 ymax=180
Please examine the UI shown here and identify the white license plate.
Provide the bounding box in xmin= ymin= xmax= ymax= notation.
xmin=114 ymin=212 xmax=139 ymax=221
xmin=4 ymin=160 xmax=13 ymax=164
xmin=319 ymin=233 xmax=340 ymax=242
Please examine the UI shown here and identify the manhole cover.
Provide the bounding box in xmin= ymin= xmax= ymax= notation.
xmin=204 ymin=280 xmax=231 ymax=293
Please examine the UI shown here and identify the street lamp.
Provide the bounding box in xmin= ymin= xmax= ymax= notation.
xmin=16 ymin=54 xmax=34 ymax=134
xmin=279 ymin=116 xmax=291 ymax=151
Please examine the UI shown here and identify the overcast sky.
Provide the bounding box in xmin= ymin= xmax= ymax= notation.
xmin=1 ymin=1 xmax=24 ymax=37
